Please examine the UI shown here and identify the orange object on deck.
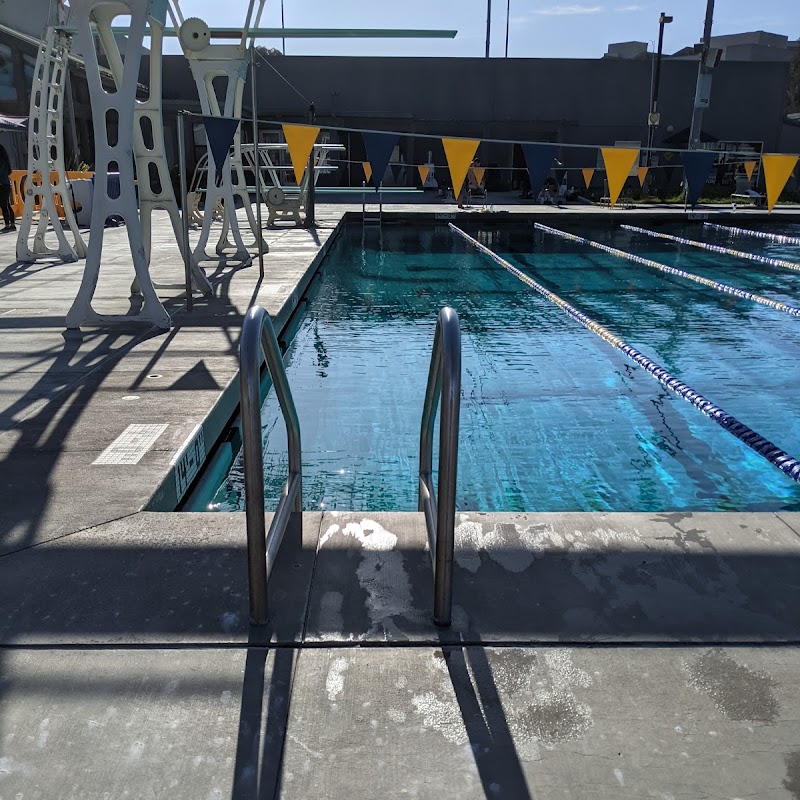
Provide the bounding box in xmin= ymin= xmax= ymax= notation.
xmin=9 ymin=170 xmax=26 ymax=217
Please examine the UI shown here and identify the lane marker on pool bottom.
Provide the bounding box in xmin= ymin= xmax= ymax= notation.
xmin=703 ymin=222 xmax=800 ymax=248
xmin=449 ymin=222 xmax=800 ymax=485
xmin=536 ymin=222 xmax=800 ymax=317
xmin=621 ymin=223 xmax=800 ymax=274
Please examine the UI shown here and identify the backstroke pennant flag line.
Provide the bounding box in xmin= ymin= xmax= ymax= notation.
xmin=522 ymin=143 xmax=558 ymax=199
xmin=418 ymin=165 xmax=430 ymax=185
xmin=681 ymin=151 xmax=716 ymax=208
xmin=442 ymin=137 xmax=480 ymax=196
xmin=203 ymin=116 xmax=240 ymax=183
xmin=743 ymin=160 xmax=757 ymax=181
xmin=282 ymin=123 xmax=320 ymax=185
xmin=472 ymin=166 xmax=486 ymax=185
xmin=601 ymin=147 xmax=639 ymax=208
xmin=636 ymin=166 xmax=649 ymax=187
xmin=581 ymin=167 xmax=594 ymax=188
xmin=362 ymin=162 xmax=372 ymax=183
xmin=362 ymin=131 xmax=399 ymax=191
xmin=762 ymin=153 xmax=799 ymax=212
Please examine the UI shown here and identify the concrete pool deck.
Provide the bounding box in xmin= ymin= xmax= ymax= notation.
xmin=2 ymin=201 xmax=800 ymax=798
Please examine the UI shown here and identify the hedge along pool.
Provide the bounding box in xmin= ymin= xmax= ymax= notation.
xmin=200 ymin=220 xmax=800 ymax=513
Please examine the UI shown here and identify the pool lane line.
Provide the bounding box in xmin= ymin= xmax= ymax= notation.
xmin=536 ymin=222 xmax=800 ymax=317
xmin=449 ymin=222 xmax=800 ymax=485
xmin=703 ymin=222 xmax=800 ymax=248
xmin=621 ymin=223 xmax=800 ymax=274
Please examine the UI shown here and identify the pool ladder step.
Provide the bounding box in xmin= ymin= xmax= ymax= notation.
xmin=362 ymin=181 xmax=383 ymax=226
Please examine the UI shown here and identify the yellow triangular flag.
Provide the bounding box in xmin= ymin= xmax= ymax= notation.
xmin=762 ymin=153 xmax=799 ymax=212
xmin=601 ymin=147 xmax=640 ymax=208
xmin=636 ymin=166 xmax=649 ymax=187
xmin=581 ymin=168 xmax=595 ymax=188
xmin=418 ymin=165 xmax=430 ymax=185
xmin=472 ymin=166 xmax=486 ymax=185
xmin=442 ymin=138 xmax=480 ymax=196
xmin=743 ymin=160 xmax=757 ymax=181
xmin=363 ymin=161 xmax=373 ymax=183
xmin=282 ymin=123 xmax=319 ymax=185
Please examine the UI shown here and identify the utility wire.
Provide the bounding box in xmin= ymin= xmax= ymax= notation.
xmin=252 ymin=46 xmax=311 ymax=107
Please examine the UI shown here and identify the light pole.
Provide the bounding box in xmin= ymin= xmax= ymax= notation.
xmin=646 ymin=11 xmax=673 ymax=168
xmin=485 ymin=0 xmax=492 ymax=58
xmin=505 ymin=0 xmax=511 ymax=58
xmin=687 ymin=0 xmax=716 ymax=151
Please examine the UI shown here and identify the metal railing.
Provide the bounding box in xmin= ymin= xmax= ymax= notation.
xmin=240 ymin=305 xmax=302 ymax=626
xmin=419 ymin=306 xmax=462 ymax=627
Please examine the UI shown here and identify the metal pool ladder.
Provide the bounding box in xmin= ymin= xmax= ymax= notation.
xmin=419 ymin=306 xmax=462 ymax=627
xmin=240 ymin=305 xmax=302 ymax=626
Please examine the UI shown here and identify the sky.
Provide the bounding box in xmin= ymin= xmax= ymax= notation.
xmin=160 ymin=0 xmax=799 ymax=58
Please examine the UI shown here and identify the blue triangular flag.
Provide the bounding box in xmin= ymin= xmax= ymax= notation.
xmin=203 ymin=116 xmax=240 ymax=184
xmin=681 ymin=150 xmax=716 ymax=208
xmin=362 ymin=131 xmax=398 ymax=192
xmin=521 ymin=143 xmax=558 ymax=198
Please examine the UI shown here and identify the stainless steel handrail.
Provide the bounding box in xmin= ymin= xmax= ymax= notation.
xmin=419 ymin=306 xmax=461 ymax=627
xmin=240 ymin=305 xmax=302 ymax=626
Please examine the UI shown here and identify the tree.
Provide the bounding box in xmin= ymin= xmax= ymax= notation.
xmin=788 ymin=39 xmax=800 ymax=113
xmin=255 ymin=46 xmax=283 ymax=58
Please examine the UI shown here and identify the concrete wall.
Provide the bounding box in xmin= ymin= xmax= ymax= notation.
xmin=158 ymin=54 xmax=792 ymax=174
xmin=0 ymin=0 xmax=57 ymax=38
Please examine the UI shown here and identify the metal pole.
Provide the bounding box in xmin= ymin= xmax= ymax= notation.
xmin=177 ymin=111 xmax=193 ymax=312
xmin=305 ymin=102 xmax=315 ymax=228
xmin=504 ymin=0 xmax=510 ymax=58
xmin=281 ymin=0 xmax=286 ymax=53
xmin=250 ymin=45 xmax=264 ymax=279
xmin=240 ymin=310 xmax=268 ymax=625
xmin=687 ymin=0 xmax=715 ymax=151
xmin=485 ymin=0 xmax=492 ymax=58
xmin=434 ymin=308 xmax=460 ymax=626
xmin=646 ymin=13 xmax=671 ymax=169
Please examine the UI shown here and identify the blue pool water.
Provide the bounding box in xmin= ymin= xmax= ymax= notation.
xmin=208 ymin=220 xmax=800 ymax=513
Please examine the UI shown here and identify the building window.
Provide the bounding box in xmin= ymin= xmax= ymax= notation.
xmin=0 ymin=44 xmax=18 ymax=102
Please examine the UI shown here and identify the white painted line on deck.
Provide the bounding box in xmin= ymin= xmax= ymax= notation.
xmin=93 ymin=423 xmax=169 ymax=465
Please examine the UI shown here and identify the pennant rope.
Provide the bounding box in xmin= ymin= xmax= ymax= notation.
xmin=703 ymin=223 xmax=800 ymax=248
xmin=621 ymin=224 xmax=800 ymax=273
xmin=681 ymin=151 xmax=717 ymax=209
xmin=282 ymin=123 xmax=320 ymax=185
xmin=450 ymin=223 xmax=800 ymax=485
xmin=762 ymin=154 xmax=799 ymax=212
xmin=537 ymin=222 xmax=800 ymax=317
xmin=601 ymin=147 xmax=639 ymax=207
xmin=442 ymin=138 xmax=479 ymax=196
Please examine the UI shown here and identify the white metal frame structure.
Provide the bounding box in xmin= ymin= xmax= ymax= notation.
xmin=172 ymin=1 xmax=267 ymax=265
xmin=17 ymin=26 xmax=87 ymax=263
xmin=66 ymin=0 xmax=170 ymax=330
xmin=92 ymin=3 xmax=212 ymax=295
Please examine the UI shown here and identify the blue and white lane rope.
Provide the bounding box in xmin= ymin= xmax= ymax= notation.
xmin=449 ymin=223 xmax=800 ymax=484
xmin=621 ymin=223 xmax=800 ymax=274
xmin=703 ymin=222 xmax=800 ymax=248
xmin=536 ymin=222 xmax=800 ymax=317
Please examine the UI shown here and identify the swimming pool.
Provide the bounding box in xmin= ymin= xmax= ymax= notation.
xmin=203 ymin=219 xmax=800 ymax=513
